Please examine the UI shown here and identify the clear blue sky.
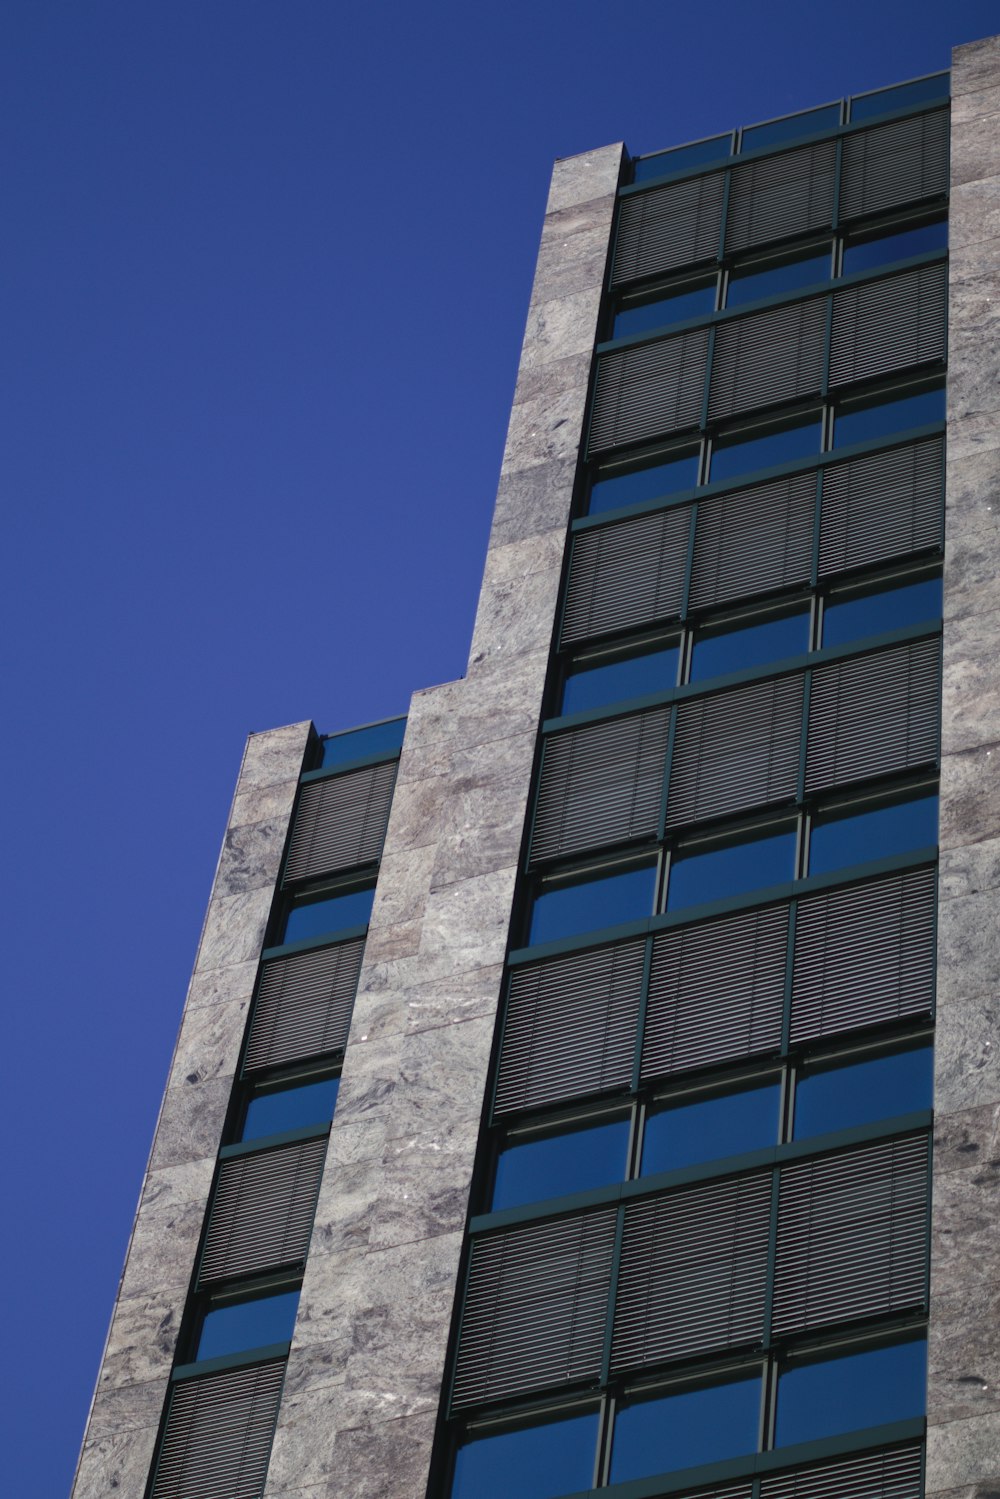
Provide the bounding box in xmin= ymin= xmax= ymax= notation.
xmin=1 ymin=2 xmax=992 ymax=1491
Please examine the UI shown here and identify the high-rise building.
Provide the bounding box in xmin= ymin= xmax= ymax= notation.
xmin=71 ymin=32 xmax=999 ymax=1499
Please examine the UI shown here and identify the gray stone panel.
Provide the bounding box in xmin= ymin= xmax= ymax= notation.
xmin=70 ymin=721 xmax=311 ymax=1499
xmin=264 ymin=143 xmax=624 ymax=1499
xmin=930 ymin=35 xmax=1000 ymax=1498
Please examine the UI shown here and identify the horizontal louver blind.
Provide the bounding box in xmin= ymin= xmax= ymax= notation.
xmin=790 ymin=867 xmax=936 ymax=1044
xmin=588 ymin=330 xmax=709 ymax=455
xmin=611 ymin=1173 xmax=771 ymax=1371
xmin=840 ymin=108 xmax=949 ymax=221
xmin=532 ymin=708 xmax=670 ymax=863
xmin=244 ymin=939 xmax=364 ymax=1071
xmin=642 ymin=904 xmax=787 ymax=1079
xmin=561 ymin=507 xmax=691 ymax=647
xmin=805 ymin=638 xmax=941 ymax=792
xmin=667 ymin=673 xmax=802 ymax=827
xmin=761 ymin=1446 xmax=923 ymax=1499
xmin=690 ymin=471 xmax=815 ymax=611
xmin=819 ymin=437 xmax=944 ymax=577
xmin=725 ymin=140 xmax=837 ymax=254
xmin=197 ymin=1138 xmax=327 ymax=1286
xmin=709 ymin=297 xmax=827 ymax=422
xmin=284 ymin=761 xmax=397 ymax=882
xmin=612 ymin=173 xmax=725 ymax=286
xmin=829 ymin=264 xmax=946 ymax=387
xmin=772 ymin=1135 xmax=929 ymax=1336
xmin=452 ymin=1208 xmax=617 ymax=1409
xmin=494 ymin=941 xmax=644 ymax=1116
xmin=150 ymin=1360 xmax=285 ymax=1499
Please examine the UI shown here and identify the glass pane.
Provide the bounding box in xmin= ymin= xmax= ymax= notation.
xmin=710 ymin=420 xmax=821 ymax=484
xmin=822 ymin=575 xmax=942 ymax=647
xmin=451 ymin=1412 xmax=599 ymax=1499
xmin=850 ymin=76 xmax=949 ymax=122
xmin=588 ymin=452 xmax=699 ymax=515
xmin=667 ymin=828 xmax=796 ymax=912
xmin=614 ymin=281 xmax=716 ymax=338
xmin=808 ymin=794 xmax=938 ymax=876
xmin=690 ymin=609 xmax=810 ymax=682
xmin=321 ymin=718 xmax=405 ymax=769
xmin=633 ymin=135 xmax=732 ymax=182
xmin=282 ymin=886 xmax=375 ymax=944
xmin=775 ymin=1339 xmax=926 ymax=1446
xmin=726 ymin=249 xmax=831 ymax=308
xmin=561 ymin=644 xmax=680 ymax=715
xmin=241 ymin=1077 xmax=340 ymax=1142
xmin=610 ymin=1374 xmax=761 ymax=1482
xmin=741 ymin=104 xmax=842 ymax=153
xmin=196 ymin=1289 xmax=300 ymax=1361
xmin=492 ymin=1118 xmax=631 ymax=1210
xmin=529 ymin=863 xmax=657 ymax=946
xmin=642 ymin=1082 xmax=781 ymax=1175
xmin=794 ymin=1045 xmax=932 ymax=1140
xmin=834 ymin=386 xmax=945 ymax=448
xmin=842 ymin=219 xmax=947 ymax=275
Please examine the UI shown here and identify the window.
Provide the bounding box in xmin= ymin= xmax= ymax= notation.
xmin=834 ymin=385 xmax=945 ymax=447
xmin=808 ymin=792 xmax=938 ymax=876
xmin=560 ymin=641 xmax=680 ymax=716
xmin=710 ymin=416 xmax=822 ymax=484
xmin=319 ymin=716 xmax=405 ymax=769
xmin=240 ymin=1074 xmax=340 ymax=1143
xmin=280 ymin=883 xmax=375 ymax=945
xmin=850 ymin=75 xmax=948 ymax=121
xmin=491 ymin=1115 xmax=631 ymax=1211
xmin=667 ymin=824 xmax=796 ymax=912
xmin=609 ymin=1372 xmax=762 ymax=1483
xmin=842 ymin=217 xmax=947 ymax=275
xmin=726 ymin=246 xmax=832 ymax=308
xmin=588 ymin=448 xmax=699 ymax=516
xmin=633 ymin=134 xmax=732 ymax=183
xmin=741 ymin=103 xmax=841 ymax=153
xmin=821 ymin=572 xmax=941 ymax=647
xmin=775 ymin=1337 xmax=927 ymax=1446
xmin=528 ymin=861 xmax=657 ymax=946
xmin=614 ymin=278 xmax=716 ymax=339
xmin=450 ymin=1411 xmax=599 ymax=1499
xmin=642 ymin=1079 xmax=781 ymax=1175
xmin=690 ymin=607 xmax=810 ymax=682
xmin=195 ymin=1287 xmax=300 ymax=1362
xmin=793 ymin=1044 xmax=933 ymax=1139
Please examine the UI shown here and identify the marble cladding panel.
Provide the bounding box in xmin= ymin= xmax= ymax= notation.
xmin=930 ymin=37 xmax=1000 ymax=1497
xmin=264 ymin=149 xmax=620 ymax=1499
xmin=71 ymin=723 xmax=311 ymax=1499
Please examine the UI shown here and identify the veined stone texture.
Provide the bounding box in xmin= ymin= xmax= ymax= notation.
xmin=70 ymin=721 xmax=311 ymax=1499
xmin=928 ymin=34 xmax=1000 ymax=1498
xmin=264 ymin=144 xmax=624 ymax=1499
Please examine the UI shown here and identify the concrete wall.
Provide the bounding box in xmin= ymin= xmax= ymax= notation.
xmin=927 ymin=34 xmax=1000 ymax=1498
xmin=262 ymin=145 xmax=624 ymax=1499
xmin=70 ymin=722 xmax=312 ymax=1499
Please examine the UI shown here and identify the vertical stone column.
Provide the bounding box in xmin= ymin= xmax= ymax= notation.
xmin=70 ymin=721 xmax=312 ymax=1499
xmin=927 ymin=34 xmax=1000 ymax=1498
xmin=263 ymin=145 xmax=624 ymax=1499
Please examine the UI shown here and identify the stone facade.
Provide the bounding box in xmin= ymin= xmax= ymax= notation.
xmin=927 ymin=33 xmax=1000 ymax=1499
xmin=70 ymin=722 xmax=312 ymax=1499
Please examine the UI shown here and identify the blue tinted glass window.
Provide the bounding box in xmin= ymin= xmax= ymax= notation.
xmin=834 ymin=387 xmax=945 ymax=447
xmin=822 ymin=575 xmax=941 ymax=647
xmin=197 ymin=1290 xmax=300 ymax=1361
xmin=282 ymin=886 xmax=374 ymax=944
xmin=850 ymin=76 xmax=948 ymax=122
xmin=668 ymin=828 xmax=796 ymax=912
xmin=633 ymin=136 xmax=732 ymax=182
xmin=589 ymin=452 xmax=699 ymax=515
xmin=561 ymin=645 xmax=680 ymax=715
xmin=610 ymin=1374 xmax=761 ymax=1483
xmin=776 ymin=1339 xmax=926 ymax=1446
xmin=241 ymin=1077 xmax=340 ymax=1142
xmin=809 ymin=795 xmax=938 ymax=876
xmin=642 ymin=1082 xmax=780 ymax=1176
xmin=451 ymin=1412 xmax=599 ymax=1499
xmin=843 ymin=219 xmax=947 ymax=275
xmin=321 ymin=718 xmax=405 ymax=769
xmin=614 ymin=281 xmax=716 ymax=339
xmin=492 ymin=1118 xmax=630 ymax=1210
xmin=726 ymin=250 xmax=831 ymax=308
xmin=741 ymin=104 xmax=842 ymax=153
xmin=794 ymin=1045 xmax=932 ymax=1140
xmin=529 ymin=863 xmax=656 ymax=946
xmin=710 ymin=420 xmax=822 ymax=484
xmin=690 ymin=609 xmax=810 ymax=682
